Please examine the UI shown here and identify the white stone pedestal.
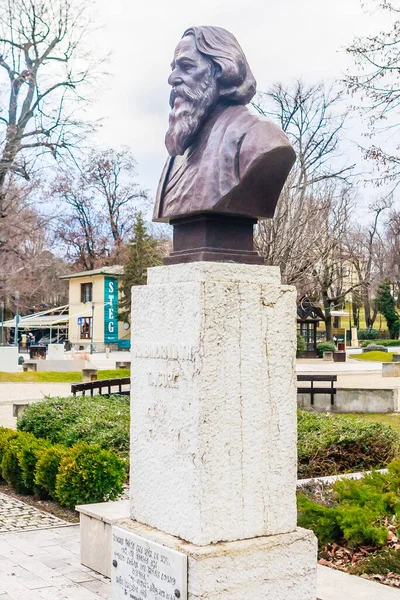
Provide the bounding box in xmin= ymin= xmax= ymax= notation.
xmin=123 ymin=262 xmax=317 ymax=599
xmin=113 ymin=521 xmax=317 ymax=600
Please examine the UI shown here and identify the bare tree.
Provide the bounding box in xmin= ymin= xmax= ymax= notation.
xmin=344 ymin=199 xmax=390 ymax=329
xmin=53 ymin=147 xmax=148 ymax=269
xmin=0 ymin=0 xmax=102 ymax=215
xmin=52 ymin=172 xmax=110 ymax=271
xmin=0 ymin=178 xmax=68 ymax=317
xmin=346 ymin=0 xmax=400 ymax=183
xmin=306 ymin=184 xmax=358 ymax=341
xmin=85 ymin=148 xmax=148 ymax=249
xmin=254 ymin=81 xmax=354 ymax=291
xmin=382 ymin=207 xmax=400 ymax=304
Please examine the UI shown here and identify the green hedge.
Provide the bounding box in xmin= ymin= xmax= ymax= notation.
xmin=17 ymin=395 xmax=130 ymax=462
xmin=0 ymin=427 xmax=126 ymax=508
xmin=360 ymin=339 xmax=400 ymax=348
xmin=316 ymin=342 xmax=336 ymax=357
xmin=298 ymin=411 xmax=400 ymax=479
xmin=17 ymin=396 xmax=400 ymax=481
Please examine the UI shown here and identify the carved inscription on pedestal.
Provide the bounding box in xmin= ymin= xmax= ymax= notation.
xmin=132 ymin=343 xmax=195 ymax=389
xmin=112 ymin=526 xmax=187 ymax=600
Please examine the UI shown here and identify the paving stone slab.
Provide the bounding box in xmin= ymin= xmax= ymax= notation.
xmin=0 ymin=493 xmax=70 ymax=533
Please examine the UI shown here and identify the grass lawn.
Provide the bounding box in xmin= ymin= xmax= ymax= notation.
xmin=0 ymin=368 xmax=130 ymax=383
xmin=349 ymin=351 xmax=398 ymax=362
xmin=340 ymin=412 xmax=400 ymax=435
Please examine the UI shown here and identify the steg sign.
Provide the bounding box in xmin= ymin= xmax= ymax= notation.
xmin=111 ymin=526 xmax=187 ymax=600
xmin=104 ymin=276 xmax=119 ymax=344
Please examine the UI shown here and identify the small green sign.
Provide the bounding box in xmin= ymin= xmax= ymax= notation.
xmin=104 ymin=277 xmax=118 ymax=344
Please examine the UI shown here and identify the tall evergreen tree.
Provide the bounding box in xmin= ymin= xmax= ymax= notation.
xmin=119 ymin=213 xmax=163 ymax=323
xmin=376 ymin=279 xmax=400 ymax=339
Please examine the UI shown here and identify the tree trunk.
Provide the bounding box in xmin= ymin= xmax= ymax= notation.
xmin=323 ymin=291 xmax=333 ymax=341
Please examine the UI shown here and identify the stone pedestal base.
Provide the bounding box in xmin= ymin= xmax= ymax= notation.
xmin=113 ymin=520 xmax=317 ymax=600
xmin=130 ymin=263 xmax=298 ymax=546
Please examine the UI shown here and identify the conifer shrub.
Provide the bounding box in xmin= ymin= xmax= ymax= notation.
xmin=17 ymin=395 xmax=130 ymax=461
xmin=298 ymin=460 xmax=400 ymax=549
xmin=55 ymin=442 xmax=126 ymax=509
xmin=298 ymin=411 xmax=400 ymax=478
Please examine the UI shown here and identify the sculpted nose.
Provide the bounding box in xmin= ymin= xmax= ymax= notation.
xmin=168 ymin=69 xmax=183 ymax=87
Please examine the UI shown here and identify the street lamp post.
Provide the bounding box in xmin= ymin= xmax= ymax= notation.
xmin=14 ymin=291 xmax=20 ymax=348
xmin=0 ymin=301 xmax=4 ymax=346
xmin=90 ymin=302 xmax=95 ymax=354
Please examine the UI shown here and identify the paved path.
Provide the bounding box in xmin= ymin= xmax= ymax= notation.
xmin=317 ymin=564 xmax=400 ymax=599
xmin=0 ymin=526 xmax=111 ymax=599
xmin=0 ymin=491 xmax=398 ymax=599
xmin=0 ymin=493 xmax=70 ymax=533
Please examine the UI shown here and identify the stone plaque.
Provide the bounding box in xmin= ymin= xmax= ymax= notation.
xmin=111 ymin=526 xmax=187 ymax=600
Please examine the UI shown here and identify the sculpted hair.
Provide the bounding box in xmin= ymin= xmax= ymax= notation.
xmin=183 ymin=26 xmax=256 ymax=105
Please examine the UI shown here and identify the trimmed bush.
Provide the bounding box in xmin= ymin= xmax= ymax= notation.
xmin=16 ymin=434 xmax=51 ymax=495
xmin=296 ymin=334 xmax=306 ymax=357
xmin=362 ymin=344 xmax=388 ymax=353
xmin=17 ymin=395 xmax=130 ymax=461
xmin=1 ymin=435 xmax=28 ymax=493
xmin=316 ymin=341 xmax=336 ymax=358
xmin=297 ymin=410 xmax=400 ymax=479
xmin=0 ymin=427 xmax=18 ymax=479
xmin=1 ymin=431 xmax=50 ymax=495
xmin=55 ymin=442 xmax=126 ymax=509
xmin=35 ymin=444 xmax=69 ymax=497
xmin=358 ymin=329 xmax=380 ymax=340
xmin=360 ymin=339 xmax=400 ymax=348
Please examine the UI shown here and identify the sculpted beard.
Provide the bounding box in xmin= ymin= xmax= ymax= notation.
xmin=165 ymin=66 xmax=219 ymax=157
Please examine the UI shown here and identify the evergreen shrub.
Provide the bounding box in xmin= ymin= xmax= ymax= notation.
xmin=357 ymin=329 xmax=379 ymax=341
xmin=296 ymin=333 xmax=306 ymax=358
xmin=35 ymin=444 xmax=68 ymax=497
xmin=362 ymin=344 xmax=388 ymax=352
xmin=296 ymin=333 xmax=306 ymax=357
xmin=316 ymin=342 xmax=336 ymax=357
xmin=298 ymin=460 xmax=400 ymax=549
xmin=360 ymin=339 xmax=400 ymax=348
xmin=298 ymin=411 xmax=400 ymax=478
xmin=17 ymin=395 xmax=130 ymax=461
xmin=55 ymin=442 xmax=126 ymax=509
xmin=0 ymin=428 xmax=18 ymax=478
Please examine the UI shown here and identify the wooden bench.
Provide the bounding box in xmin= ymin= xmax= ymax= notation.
xmin=71 ymin=377 xmax=131 ymax=397
xmin=297 ymin=374 xmax=337 ymax=407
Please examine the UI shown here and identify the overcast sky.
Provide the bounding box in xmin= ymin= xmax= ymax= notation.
xmin=88 ymin=0 xmax=392 ymax=209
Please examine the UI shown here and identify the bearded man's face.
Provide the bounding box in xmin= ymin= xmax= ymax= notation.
xmin=165 ymin=36 xmax=219 ymax=157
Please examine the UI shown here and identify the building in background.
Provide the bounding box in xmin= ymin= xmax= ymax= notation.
xmin=60 ymin=265 xmax=130 ymax=351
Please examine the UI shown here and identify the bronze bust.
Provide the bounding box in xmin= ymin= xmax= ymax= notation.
xmin=153 ymin=26 xmax=295 ymax=264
